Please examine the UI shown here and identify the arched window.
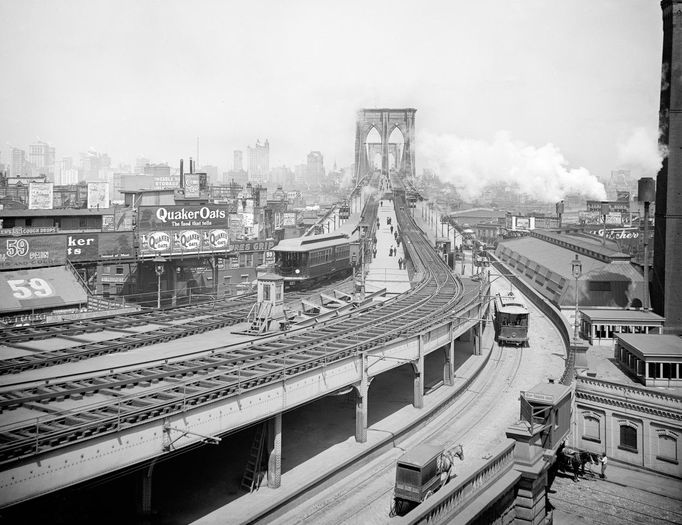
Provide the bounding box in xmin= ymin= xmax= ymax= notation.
xmin=619 ymin=424 xmax=638 ymax=452
xmin=583 ymin=415 xmax=601 ymax=442
xmin=657 ymin=434 xmax=678 ymax=464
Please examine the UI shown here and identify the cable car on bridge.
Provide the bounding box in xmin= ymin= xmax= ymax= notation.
xmin=493 ymin=291 xmax=530 ymax=346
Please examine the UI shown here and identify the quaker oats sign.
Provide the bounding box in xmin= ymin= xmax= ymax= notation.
xmin=137 ymin=206 xmax=231 ymax=256
xmin=137 ymin=205 xmax=229 ymax=230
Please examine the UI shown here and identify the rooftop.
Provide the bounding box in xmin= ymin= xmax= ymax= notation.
xmin=498 ymin=236 xmax=642 ymax=283
xmin=580 ymin=309 xmax=665 ymax=323
xmin=524 ymin=382 xmax=571 ymax=404
xmin=0 ymin=208 xmax=115 ymax=217
xmin=618 ymin=334 xmax=682 ymax=357
xmin=398 ymin=442 xmax=443 ymax=467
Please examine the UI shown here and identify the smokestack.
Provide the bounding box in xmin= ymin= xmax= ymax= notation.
xmin=652 ymin=0 xmax=682 ymax=333
xmin=179 ymin=158 xmax=184 ymax=188
xmin=189 ymin=157 xmax=194 ymax=174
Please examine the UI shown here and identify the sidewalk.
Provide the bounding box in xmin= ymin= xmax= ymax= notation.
xmin=598 ymin=460 xmax=682 ymax=500
xmin=364 ymin=199 xmax=411 ymax=294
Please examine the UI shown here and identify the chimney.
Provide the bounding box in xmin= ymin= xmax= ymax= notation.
xmin=179 ymin=158 xmax=184 ymax=187
xmin=189 ymin=157 xmax=194 ymax=174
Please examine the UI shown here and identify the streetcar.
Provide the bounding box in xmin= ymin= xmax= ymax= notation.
xmin=493 ymin=291 xmax=529 ymax=346
xmin=272 ymin=219 xmax=359 ymax=289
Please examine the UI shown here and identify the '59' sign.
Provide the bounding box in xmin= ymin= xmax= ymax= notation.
xmin=7 ymin=278 xmax=54 ymax=299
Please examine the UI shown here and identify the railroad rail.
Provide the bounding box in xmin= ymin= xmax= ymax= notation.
xmin=0 ymin=186 xmax=470 ymax=475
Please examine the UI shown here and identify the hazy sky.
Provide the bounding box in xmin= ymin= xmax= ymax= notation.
xmin=0 ymin=0 xmax=664 ymax=194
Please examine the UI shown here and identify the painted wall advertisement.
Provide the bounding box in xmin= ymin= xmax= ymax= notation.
xmin=28 ymin=182 xmax=54 ymax=210
xmin=0 ymin=232 xmax=135 ymax=269
xmin=87 ymin=182 xmax=110 ymax=209
xmin=282 ymin=212 xmax=297 ymax=226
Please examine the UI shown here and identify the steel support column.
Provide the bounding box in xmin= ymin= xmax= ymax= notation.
xmin=267 ymin=413 xmax=282 ymax=488
xmin=413 ymin=335 xmax=424 ymax=408
xmin=355 ymin=353 xmax=368 ymax=443
xmin=444 ymin=323 xmax=455 ymax=386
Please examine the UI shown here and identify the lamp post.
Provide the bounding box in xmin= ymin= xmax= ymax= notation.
xmin=638 ymin=177 xmax=655 ymax=311
xmin=153 ymin=256 xmax=167 ymax=309
xmin=571 ymin=254 xmax=583 ymax=342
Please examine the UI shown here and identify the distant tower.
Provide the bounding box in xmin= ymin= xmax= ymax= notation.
xmin=11 ymin=148 xmax=26 ymax=177
xmin=652 ymin=0 xmax=682 ymax=334
xmin=247 ymin=139 xmax=270 ymax=184
xmin=234 ymin=150 xmax=243 ymax=171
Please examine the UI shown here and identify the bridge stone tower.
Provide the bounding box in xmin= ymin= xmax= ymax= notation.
xmin=354 ymin=108 xmax=416 ymax=184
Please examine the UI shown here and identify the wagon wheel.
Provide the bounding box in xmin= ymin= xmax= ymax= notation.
xmin=389 ymin=500 xmax=397 ymax=518
xmin=424 ymin=490 xmax=434 ymax=500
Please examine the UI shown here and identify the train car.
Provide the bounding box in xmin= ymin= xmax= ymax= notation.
xmin=272 ymin=220 xmax=359 ymax=288
xmin=493 ymin=291 xmax=529 ymax=346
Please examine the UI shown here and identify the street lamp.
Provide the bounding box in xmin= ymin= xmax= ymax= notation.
xmin=571 ymin=254 xmax=583 ymax=342
xmin=153 ymin=256 xmax=166 ymax=309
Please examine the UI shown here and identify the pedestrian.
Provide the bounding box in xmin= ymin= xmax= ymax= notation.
xmin=380 ymin=200 xmax=383 ymax=206
xmin=389 ymin=247 xmax=393 ymax=257
xmin=599 ymin=454 xmax=607 ymax=479
xmin=390 ymin=225 xmax=394 ymax=234
xmin=373 ymin=248 xmax=377 ymax=259
xmin=398 ymin=257 xmax=403 ymax=269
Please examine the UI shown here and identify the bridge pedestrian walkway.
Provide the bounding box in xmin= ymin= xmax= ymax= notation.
xmin=364 ymin=198 xmax=411 ymax=294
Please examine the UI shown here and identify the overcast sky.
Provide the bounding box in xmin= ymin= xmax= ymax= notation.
xmin=0 ymin=0 xmax=664 ymax=193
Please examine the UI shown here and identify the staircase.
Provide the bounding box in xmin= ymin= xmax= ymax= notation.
xmin=240 ymin=423 xmax=267 ymax=492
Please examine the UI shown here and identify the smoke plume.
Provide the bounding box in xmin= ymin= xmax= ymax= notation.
xmin=418 ymin=130 xmax=607 ymax=202
xmin=616 ymin=126 xmax=666 ymax=178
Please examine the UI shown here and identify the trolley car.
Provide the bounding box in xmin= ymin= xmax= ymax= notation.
xmin=493 ymin=291 xmax=529 ymax=346
xmin=272 ymin=220 xmax=359 ymax=289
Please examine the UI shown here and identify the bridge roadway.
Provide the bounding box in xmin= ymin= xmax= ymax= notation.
xmin=0 ymin=190 xmax=488 ymax=509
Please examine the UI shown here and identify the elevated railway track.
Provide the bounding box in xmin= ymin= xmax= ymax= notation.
xmin=0 ymin=181 xmax=477 ymax=508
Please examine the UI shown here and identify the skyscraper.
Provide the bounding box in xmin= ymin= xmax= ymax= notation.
xmin=28 ymin=141 xmax=56 ymax=179
xmin=306 ymin=151 xmax=325 ymax=185
xmin=247 ymin=139 xmax=269 ymax=184
xmin=234 ymin=150 xmax=243 ymax=171
xmin=11 ymin=148 xmax=26 ymax=178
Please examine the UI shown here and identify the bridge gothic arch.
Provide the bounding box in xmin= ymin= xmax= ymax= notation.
xmin=354 ymin=108 xmax=416 ymax=184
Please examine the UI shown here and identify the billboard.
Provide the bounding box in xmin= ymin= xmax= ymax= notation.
xmin=230 ymin=239 xmax=276 ymax=253
xmin=87 ymin=182 xmax=110 ymax=209
xmin=0 ymin=233 xmax=135 ymax=268
xmin=66 ymin=232 xmax=134 ymax=261
xmin=138 ymin=205 xmax=229 ymax=231
xmin=138 ymin=228 xmax=229 ymax=257
xmin=0 ymin=236 xmax=66 ymax=269
xmin=28 ymin=182 xmax=54 ymax=210
xmin=0 ymin=266 xmax=87 ymax=313
xmin=184 ymin=174 xmax=200 ymax=198
xmin=282 ymin=212 xmax=297 ymax=226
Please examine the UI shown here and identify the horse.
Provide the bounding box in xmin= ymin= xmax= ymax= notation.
xmin=438 ymin=444 xmax=464 ymax=485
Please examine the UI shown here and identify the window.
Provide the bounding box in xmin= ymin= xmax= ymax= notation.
xmin=619 ymin=424 xmax=638 ymax=452
xmin=657 ymin=432 xmax=678 ymax=464
xmin=583 ymin=415 xmax=601 ymax=443
xmin=649 ymin=362 xmax=661 ymax=379
xmin=662 ymin=363 xmax=678 ymax=379
xmin=241 ymin=274 xmax=249 ymax=283
xmin=116 ymin=266 xmax=124 ymax=275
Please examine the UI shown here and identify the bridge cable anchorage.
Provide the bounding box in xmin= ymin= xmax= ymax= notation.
xmin=162 ymin=419 xmax=221 ymax=452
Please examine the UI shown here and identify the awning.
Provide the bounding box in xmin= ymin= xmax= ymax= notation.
xmin=0 ymin=266 xmax=88 ymax=313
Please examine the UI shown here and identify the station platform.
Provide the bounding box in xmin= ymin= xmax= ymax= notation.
xmin=364 ymin=199 xmax=411 ymax=294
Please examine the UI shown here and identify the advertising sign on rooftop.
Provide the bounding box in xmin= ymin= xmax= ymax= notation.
xmin=184 ymin=174 xmax=200 ymax=198
xmin=87 ymin=182 xmax=110 ymax=209
xmin=137 ymin=205 xmax=229 ymax=231
xmin=0 ymin=236 xmax=65 ymax=269
xmin=28 ymin=182 xmax=54 ymax=210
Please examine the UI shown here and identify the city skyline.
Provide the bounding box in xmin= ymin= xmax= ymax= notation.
xmin=0 ymin=1 xmax=664 ymax=194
